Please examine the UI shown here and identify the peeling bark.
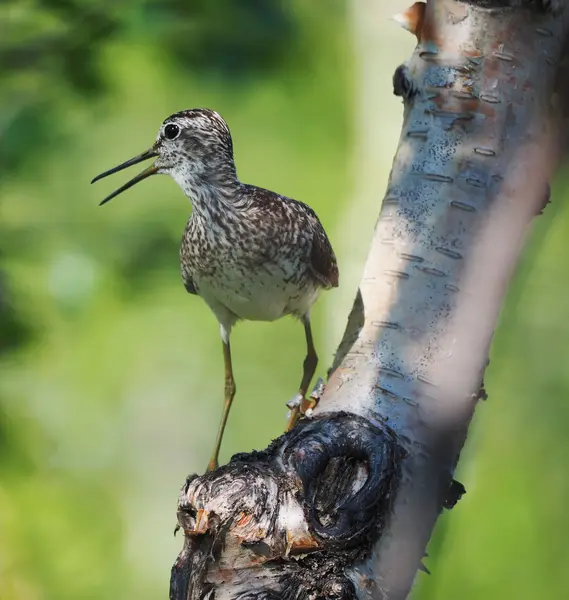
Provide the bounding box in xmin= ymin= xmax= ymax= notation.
xmin=170 ymin=1 xmax=569 ymax=599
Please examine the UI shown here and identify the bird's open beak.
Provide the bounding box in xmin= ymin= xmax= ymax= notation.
xmin=91 ymin=148 xmax=159 ymax=205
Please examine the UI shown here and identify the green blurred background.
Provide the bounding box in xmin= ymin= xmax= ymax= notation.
xmin=1 ymin=1 xmax=568 ymax=598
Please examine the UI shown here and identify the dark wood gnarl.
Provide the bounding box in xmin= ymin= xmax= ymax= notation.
xmin=170 ymin=414 xmax=403 ymax=600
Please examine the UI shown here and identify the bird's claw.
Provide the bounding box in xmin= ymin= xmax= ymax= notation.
xmin=286 ymin=393 xmax=303 ymax=411
xmin=285 ymin=378 xmax=326 ymax=429
xmin=308 ymin=378 xmax=325 ymax=406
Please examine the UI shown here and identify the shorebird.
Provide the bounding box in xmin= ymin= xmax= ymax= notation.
xmin=91 ymin=109 xmax=339 ymax=471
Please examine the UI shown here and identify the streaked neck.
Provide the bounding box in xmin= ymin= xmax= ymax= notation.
xmin=175 ymin=170 xmax=242 ymax=217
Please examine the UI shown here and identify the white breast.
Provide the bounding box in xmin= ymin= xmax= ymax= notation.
xmin=195 ymin=261 xmax=320 ymax=326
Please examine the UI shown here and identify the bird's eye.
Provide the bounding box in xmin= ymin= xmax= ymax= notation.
xmin=164 ymin=123 xmax=180 ymax=140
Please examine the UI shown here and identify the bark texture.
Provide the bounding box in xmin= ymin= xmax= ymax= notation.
xmin=170 ymin=1 xmax=569 ymax=599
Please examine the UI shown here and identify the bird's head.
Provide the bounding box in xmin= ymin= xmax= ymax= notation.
xmin=91 ymin=108 xmax=237 ymax=205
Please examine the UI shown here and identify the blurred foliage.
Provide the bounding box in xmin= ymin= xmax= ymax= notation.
xmin=0 ymin=270 xmax=31 ymax=353
xmin=0 ymin=0 xmax=296 ymax=174
xmin=143 ymin=0 xmax=295 ymax=79
xmin=1 ymin=0 xmax=295 ymax=93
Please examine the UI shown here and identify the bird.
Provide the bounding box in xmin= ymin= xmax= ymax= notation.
xmin=91 ymin=108 xmax=339 ymax=471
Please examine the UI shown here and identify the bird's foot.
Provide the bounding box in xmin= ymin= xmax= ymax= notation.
xmin=285 ymin=378 xmax=325 ymax=431
xmin=206 ymin=457 xmax=219 ymax=473
xmin=285 ymin=394 xmax=303 ymax=431
xmin=285 ymin=393 xmax=303 ymax=411
xmin=304 ymin=377 xmax=325 ymax=417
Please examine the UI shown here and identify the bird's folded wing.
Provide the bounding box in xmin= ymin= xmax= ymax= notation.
xmin=310 ymin=225 xmax=339 ymax=289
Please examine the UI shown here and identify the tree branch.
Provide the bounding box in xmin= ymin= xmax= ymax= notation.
xmin=170 ymin=1 xmax=569 ymax=598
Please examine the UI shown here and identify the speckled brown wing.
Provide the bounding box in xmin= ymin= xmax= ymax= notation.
xmin=310 ymin=226 xmax=339 ymax=289
xmin=242 ymin=185 xmax=339 ymax=289
xmin=302 ymin=207 xmax=339 ymax=290
xmin=282 ymin=196 xmax=339 ymax=290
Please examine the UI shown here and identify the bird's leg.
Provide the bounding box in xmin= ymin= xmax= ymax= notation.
xmin=286 ymin=316 xmax=318 ymax=431
xmin=207 ymin=335 xmax=236 ymax=472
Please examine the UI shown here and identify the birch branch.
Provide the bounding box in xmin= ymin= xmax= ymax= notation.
xmin=170 ymin=1 xmax=569 ymax=599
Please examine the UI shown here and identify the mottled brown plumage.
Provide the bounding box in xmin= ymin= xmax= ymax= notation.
xmin=91 ymin=108 xmax=338 ymax=471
